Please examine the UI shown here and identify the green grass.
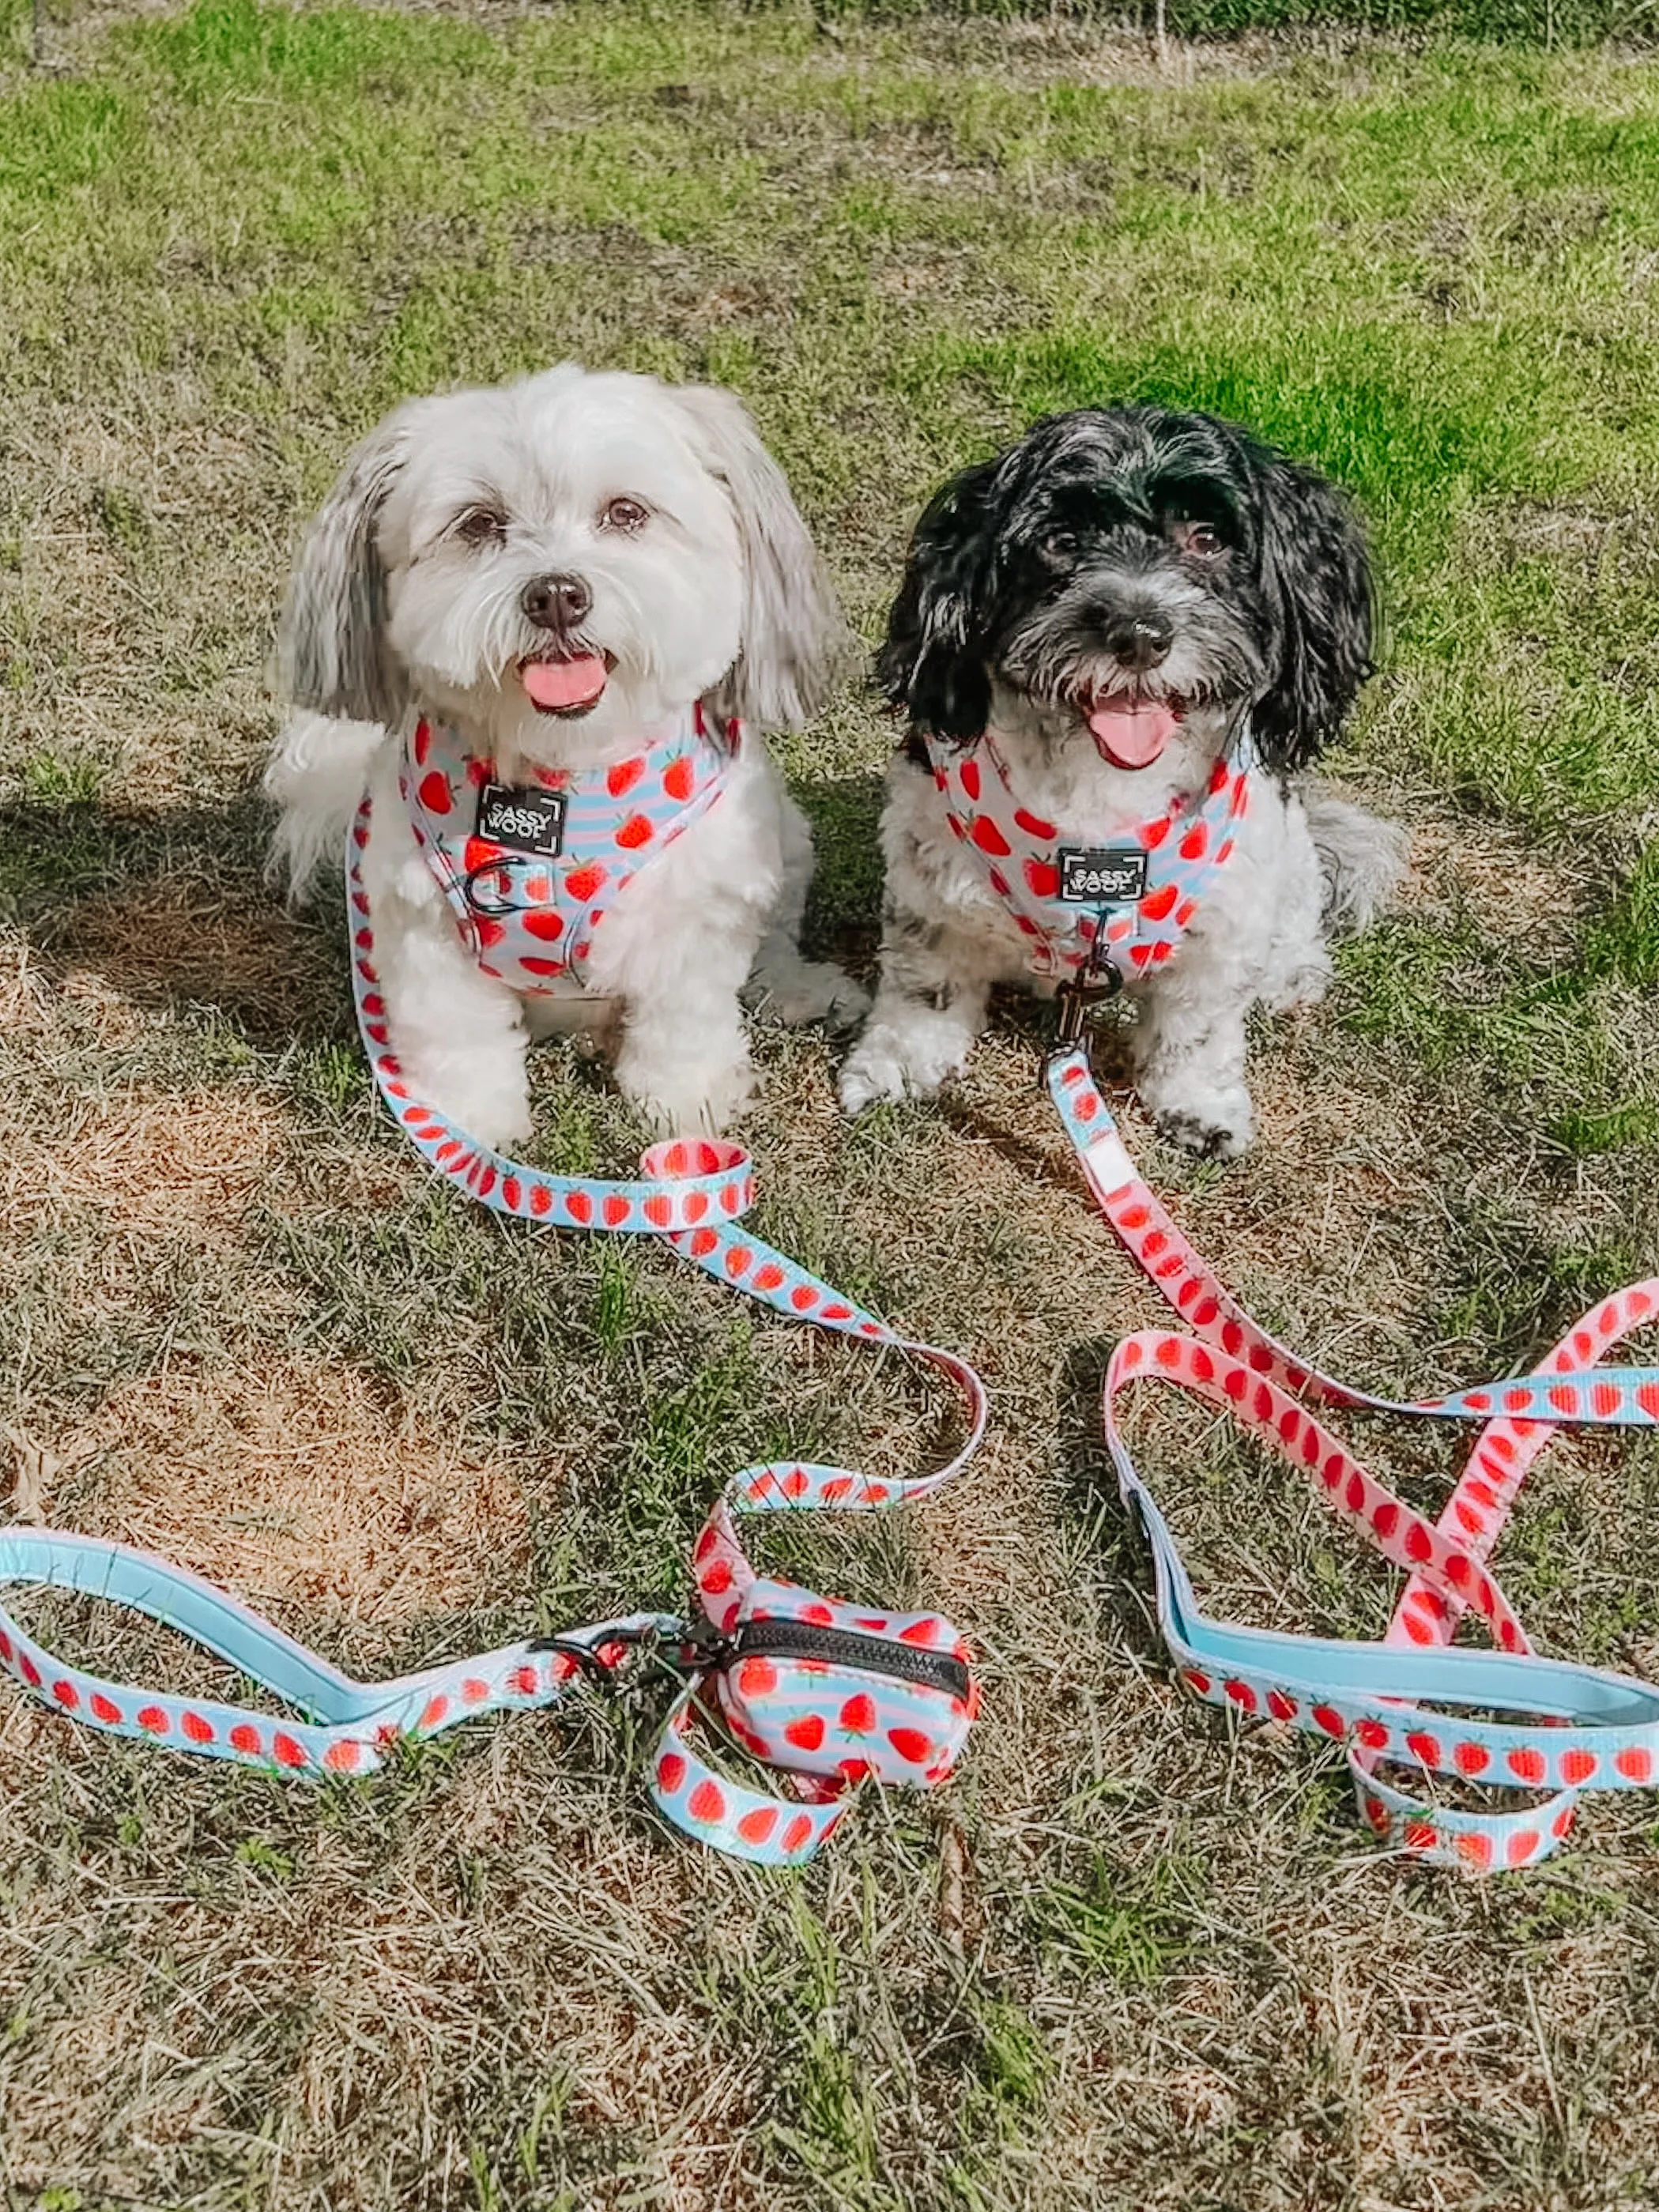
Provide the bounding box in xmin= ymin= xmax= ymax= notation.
xmin=3 ymin=3 xmax=1659 ymax=2209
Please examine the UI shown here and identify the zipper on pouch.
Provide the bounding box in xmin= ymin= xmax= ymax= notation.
xmin=731 ymin=1617 xmax=970 ymax=1703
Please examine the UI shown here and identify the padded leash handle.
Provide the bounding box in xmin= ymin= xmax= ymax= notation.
xmin=1049 ymin=1046 xmax=1659 ymax=1872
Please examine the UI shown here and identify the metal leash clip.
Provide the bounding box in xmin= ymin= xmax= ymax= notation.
xmin=1052 ymin=925 xmax=1123 ymax=1051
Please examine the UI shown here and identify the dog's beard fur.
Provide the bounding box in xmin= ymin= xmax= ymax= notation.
xmin=266 ymin=364 xmax=866 ymax=1142
xmin=843 ymin=404 xmax=1404 ymax=1156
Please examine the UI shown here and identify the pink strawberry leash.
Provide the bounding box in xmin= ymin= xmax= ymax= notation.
xmin=0 ymin=801 xmax=987 ymax=1870
xmin=1050 ymin=1045 xmax=1659 ymax=1871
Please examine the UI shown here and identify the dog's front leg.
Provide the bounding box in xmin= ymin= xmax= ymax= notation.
xmin=838 ymin=901 xmax=993 ymax=1113
xmin=1129 ymin=929 xmax=1261 ymax=1159
xmin=360 ymin=790 xmax=534 ymax=1147
xmin=613 ymin=932 xmax=758 ymax=1136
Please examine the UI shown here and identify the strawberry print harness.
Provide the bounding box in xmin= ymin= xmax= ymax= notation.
xmin=403 ymin=703 xmax=733 ymax=991
xmin=924 ymin=727 xmax=1252 ymax=984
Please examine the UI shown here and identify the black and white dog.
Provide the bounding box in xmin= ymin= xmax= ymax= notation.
xmin=839 ymin=405 xmax=1404 ymax=1155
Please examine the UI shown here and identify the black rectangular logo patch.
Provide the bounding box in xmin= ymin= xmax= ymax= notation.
xmin=1057 ymin=846 xmax=1148 ymax=904
xmin=476 ymin=782 xmax=566 ymax=859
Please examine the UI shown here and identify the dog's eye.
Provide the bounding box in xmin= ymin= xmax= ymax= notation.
xmin=454 ymin=507 xmax=507 ymax=548
xmin=1171 ymin=518 xmax=1223 ymax=558
xmin=600 ymin=497 xmax=650 ymax=534
xmin=1040 ymin=530 xmax=1077 ymax=563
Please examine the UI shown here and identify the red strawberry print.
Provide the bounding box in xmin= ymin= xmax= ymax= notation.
xmin=616 ymin=814 xmax=652 ymax=850
xmin=738 ymin=1657 xmax=779 ymax=1698
xmin=960 ymin=759 xmax=982 ymax=802
xmin=1024 ymin=858 xmax=1060 ymax=898
xmin=782 ymin=1814 xmax=815 ymax=1853
xmin=785 ymin=1714 xmax=826 ymax=1752
xmin=1140 ymin=881 xmax=1178 ymax=924
xmin=228 ymin=1724 xmax=262 ymax=1756
xmin=687 ymin=1778 xmax=727 ymax=1823
xmin=663 ymin=755 xmax=696 ymax=802
xmin=91 ymin=1693 xmax=122 ymax=1724
xmin=523 ymin=911 xmax=564 ymax=942
xmin=737 ymin=1806 xmax=779 ymax=1845
xmin=413 ymin=721 xmax=433 ymax=766
xmin=1013 ymin=806 xmax=1056 ymax=838
xmin=418 ymin=771 xmax=453 ymax=816
xmin=970 ymin=815 xmax=1011 ymax=857
xmin=563 ymin=861 xmax=605 ymax=903
xmin=888 ymin=1727 xmax=931 ymax=1765
xmin=1559 ymin=1749 xmax=1597 ymax=1784
xmin=840 ymin=1694 xmax=877 ymax=1733
xmin=608 ymin=756 xmax=645 ymax=797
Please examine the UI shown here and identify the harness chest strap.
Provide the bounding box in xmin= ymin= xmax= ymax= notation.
xmin=925 ymin=729 xmax=1252 ymax=981
xmin=1048 ymin=1047 xmax=1659 ymax=1872
xmin=0 ymin=796 xmax=987 ymax=1871
xmin=404 ymin=704 xmax=734 ymax=993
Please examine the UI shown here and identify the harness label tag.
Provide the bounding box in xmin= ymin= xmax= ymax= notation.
xmin=1058 ymin=846 xmax=1148 ymax=904
xmin=476 ymin=782 xmax=567 ymax=859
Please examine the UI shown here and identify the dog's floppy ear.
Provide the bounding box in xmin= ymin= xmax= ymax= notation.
xmin=279 ymin=401 xmax=428 ymax=727
xmin=877 ymin=458 xmax=999 ymax=744
xmin=1249 ymin=450 xmax=1374 ymax=773
xmin=670 ymin=384 xmax=849 ymax=731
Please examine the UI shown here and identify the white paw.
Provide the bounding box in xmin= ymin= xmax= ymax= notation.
xmin=625 ymin=1057 xmax=757 ymax=1137
xmin=413 ymin=1075 xmax=533 ymax=1152
xmin=838 ymin=1024 xmax=963 ymax=1115
xmin=1143 ymin=1082 xmax=1255 ymax=1160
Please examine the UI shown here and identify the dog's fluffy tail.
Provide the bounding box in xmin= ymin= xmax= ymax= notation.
xmin=263 ymin=710 xmax=390 ymax=897
xmin=1303 ymin=782 xmax=1408 ymax=934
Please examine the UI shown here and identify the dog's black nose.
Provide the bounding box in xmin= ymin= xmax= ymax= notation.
xmin=521 ymin=573 xmax=592 ymax=631
xmin=1103 ymin=610 xmax=1174 ymax=670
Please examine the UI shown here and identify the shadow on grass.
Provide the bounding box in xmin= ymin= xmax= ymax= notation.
xmin=0 ymin=767 xmax=897 ymax=1050
xmin=0 ymin=789 xmax=349 ymax=1047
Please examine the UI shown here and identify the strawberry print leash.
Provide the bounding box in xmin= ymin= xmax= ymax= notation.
xmin=1050 ymin=1045 xmax=1659 ymax=1871
xmin=0 ymin=805 xmax=986 ymax=1871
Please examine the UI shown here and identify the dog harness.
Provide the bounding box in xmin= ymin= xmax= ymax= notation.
xmin=924 ymin=727 xmax=1253 ymax=984
xmin=403 ymin=703 xmax=733 ymax=992
xmin=0 ymin=790 xmax=986 ymax=1869
xmin=1048 ymin=1045 xmax=1659 ymax=1873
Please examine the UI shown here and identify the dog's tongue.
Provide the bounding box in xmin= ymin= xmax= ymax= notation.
xmin=521 ymin=654 xmax=608 ymax=711
xmin=1087 ymin=696 xmax=1180 ymax=769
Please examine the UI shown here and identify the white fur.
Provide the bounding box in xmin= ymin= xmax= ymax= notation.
xmin=840 ymin=686 xmax=1402 ymax=1156
xmin=267 ymin=364 xmax=865 ymax=1143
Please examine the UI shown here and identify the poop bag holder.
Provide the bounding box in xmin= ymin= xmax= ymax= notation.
xmin=642 ymin=1498 xmax=978 ymax=1862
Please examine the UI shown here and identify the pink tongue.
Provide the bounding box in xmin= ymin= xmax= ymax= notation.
xmin=1087 ymin=698 xmax=1179 ymax=769
xmin=522 ymin=654 xmax=608 ymax=710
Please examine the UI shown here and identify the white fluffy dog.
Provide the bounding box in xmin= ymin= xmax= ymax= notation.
xmin=266 ymin=364 xmax=865 ymax=1144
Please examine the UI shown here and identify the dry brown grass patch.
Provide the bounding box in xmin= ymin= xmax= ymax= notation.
xmin=89 ymin=1355 xmax=534 ymax=1628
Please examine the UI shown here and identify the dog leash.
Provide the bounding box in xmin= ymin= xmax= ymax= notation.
xmin=0 ymin=798 xmax=986 ymax=1867
xmin=1047 ymin=1042 xmax=1659 ymax=1871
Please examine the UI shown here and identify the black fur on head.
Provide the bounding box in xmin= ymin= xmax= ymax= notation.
xmin=877 ymin=405 xmax=1374 ymax=774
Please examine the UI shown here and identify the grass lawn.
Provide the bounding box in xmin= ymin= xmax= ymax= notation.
xmin=4 ymin=1 xmax=1659 ymax=2205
